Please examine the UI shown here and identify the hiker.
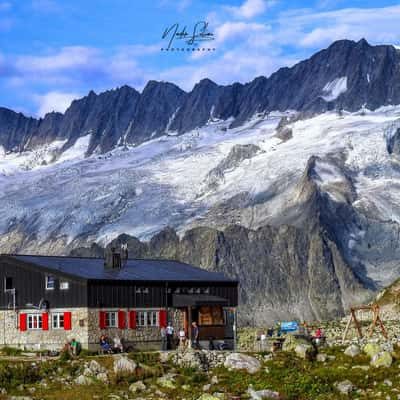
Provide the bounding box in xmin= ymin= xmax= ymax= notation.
xmin=179 ymin=327 xmax=186 ymax=348
xmin=160 ymin=326 xmax=167 ymax=351
xmin=192 ymin=321 xmax=200 ymax=349
xmin=166 ymin=322 xmax=174 ymax=350
xmin=113 ymin=334 xmax=123 ymax=353
xmin=100 ymin=335 xmax=112 ymax=353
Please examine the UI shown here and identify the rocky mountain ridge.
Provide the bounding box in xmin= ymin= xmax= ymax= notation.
xmin=1 ymin=38 xmax=400 ymax=156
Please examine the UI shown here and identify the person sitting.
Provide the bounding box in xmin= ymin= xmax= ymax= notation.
xmin=62 ymin=340 xmax=73 ymax=357
xmin=70 ymin=338 xmax=80 ymax=356
xmin=100 ymin=335 xmax=112 ymax=353
xmin=313 ymin=328 xmax=325 ymax=346
xmin=113 ymin=335 xmax=124 ymax=353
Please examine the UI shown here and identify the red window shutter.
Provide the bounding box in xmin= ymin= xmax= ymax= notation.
xmin=129 ymin=310 xmax=136 ymax=329
xmin=19 ymin=313 xmax=27 ymax=331
xmin=42 ymin=312 xmax=49 ymax=330
xmin=99 ymin=311 xmax=106 ymax=329
xmin=64 ymin=312 xmax=72 ymax=330
xmin=118 ymin=310 xmax=126 ymax=329
xmin=159 ymin=310 xmax=167 ymax=328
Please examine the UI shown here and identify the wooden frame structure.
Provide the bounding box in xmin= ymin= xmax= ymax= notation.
xmin=342 ymin=304 xmax=388 ymax=340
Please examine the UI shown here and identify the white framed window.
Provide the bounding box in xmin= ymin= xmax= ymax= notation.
xmin=27 ymin=314 xmax=42 ymax=330
xmin=136 ymin=310 xmax=159 ymax=327
xmin=52 ymin=313 xmax=64 ymax=329
xmin=45 ymin=275 xmax=55 ymax=290
xmin=105 ymin=311 xmax=117 ymax=328
xmin=60 ymin=280 xmax=69 ymax=290
xmin=4 ymin=277 xmax=13 ymax=292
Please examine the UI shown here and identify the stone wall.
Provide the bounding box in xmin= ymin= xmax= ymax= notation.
xmin=0 ymin=307 xmax=185 ymax=351
xmin=0 ymin=308 xmax=89 ymax=351
xmin=86 ymin=308 xmax=185 ymax=351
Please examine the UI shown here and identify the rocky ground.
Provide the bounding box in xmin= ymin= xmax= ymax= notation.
xmin=1 ymin=323 xmax=400 ymax=400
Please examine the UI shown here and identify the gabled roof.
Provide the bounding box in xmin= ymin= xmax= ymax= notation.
xmin=5 ymin=255 xmax=237 ymax=284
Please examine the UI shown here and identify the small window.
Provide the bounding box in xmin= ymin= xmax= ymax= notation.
xmin=45 ymin=276 xmax=55 ymax=290
xmin=105 ymin=311 xmax=117 ymax=328
xmin=27 ymin=314 xmax=42 ymax=330
xmin=4 ymin=277 xmax=13 ymax=291
xmin=52 ymin=313 xmax=64 ymax=329
xmin=136 ymin=310 xmax=159 ymax=327
xmin=60 ymin=281 xmax=69 ymax=290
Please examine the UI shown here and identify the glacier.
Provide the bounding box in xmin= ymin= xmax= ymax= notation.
xmin=2 ymin=107 xmax=400 ymax=288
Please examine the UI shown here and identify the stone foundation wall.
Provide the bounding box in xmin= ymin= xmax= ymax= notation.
xmin=0 ymin=307 xmax=185 ymax=351
xmin=0 ymin=308 xmax=89 ymax=351
xmin=87 ymin=308 xmax=185 ymax=351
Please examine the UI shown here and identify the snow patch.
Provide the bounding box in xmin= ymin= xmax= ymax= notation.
xmin=57 ymin=134 xmax=91 ymax=163
xmin=321 ymin=76 xmax=348 ymax=102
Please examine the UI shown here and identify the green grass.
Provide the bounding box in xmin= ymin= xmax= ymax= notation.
xmin=1 ymin=346 xmax=400 ymax=399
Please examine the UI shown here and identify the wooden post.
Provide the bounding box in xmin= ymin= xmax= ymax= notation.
xmin=342 ymin=314 xmax=352 ymax=341
xmin=233 ymin=307 xmax=237 ymax=351
xmin=188 ymin=306 xmax=192 ymax=348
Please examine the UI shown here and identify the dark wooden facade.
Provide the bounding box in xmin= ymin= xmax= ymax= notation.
xmin=0 ymin=256 xmax=238 ymax=310
xmin=0 ymin=257 xmax=87 ymax=310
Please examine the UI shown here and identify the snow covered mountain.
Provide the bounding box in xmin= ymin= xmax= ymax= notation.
xmin=1 ymin=39 xmax=400 ymax=156
xmin=2 ymin=39 xmax=400 ymax=322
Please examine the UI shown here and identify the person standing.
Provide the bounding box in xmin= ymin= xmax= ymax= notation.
xmin=160 ymin=326 xmax=167 ymax=351
xmin=192 ymin=321 xmax=200 ymax=350
xmin=178 ymin=327 xmax=186 ymax=347
xmin=166 ymin=322 xmax=174 ymax=350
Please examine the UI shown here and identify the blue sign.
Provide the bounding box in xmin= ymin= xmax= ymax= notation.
xmin=280 ymin=321 xmax=299 ymax=333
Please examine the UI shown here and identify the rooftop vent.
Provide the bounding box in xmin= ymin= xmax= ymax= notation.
xmin=104 ymin=244 xmax=128 ymax=269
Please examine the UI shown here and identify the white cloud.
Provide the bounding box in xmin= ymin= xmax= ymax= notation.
xmin=278 ymin=5 xmax=400 ymax=48
xmin=34 ymin=91 xmax=80 ymax=117
xmin=226 ymin=0 xmax=272 ymax=19
xmin=16 ymin=46 xmax=100 ymax=73
xmin=0 ymin=2 xmax=11 ymax=12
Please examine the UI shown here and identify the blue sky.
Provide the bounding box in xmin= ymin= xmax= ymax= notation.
xmin=0 ymin=0 xmax=399 ymax=117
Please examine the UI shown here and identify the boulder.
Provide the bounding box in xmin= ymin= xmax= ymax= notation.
xmin=113 ymin=356 xmax=137 ymax=376
xmin=344 ymin=344 xmax=360 ymax=358
xmin=295 ymin=344 xmax=316 ymax=360
xmin=89 ymin=360 xmax=105 ymax=374
xmin=370 ymin=351 xmax=392 ymax=368
xmin=224 ymin=353 xmax=261 ymax=374
xmin=129 ymin=380 xmax=146 ymax=393
xmin=335 ymin=380 xmax=355 ymax=395
xmin=282 ymin=334 xmax=314 ymax=353
xmin=316 ymin=353 xmax=328 ymax=362
xmin=197 ymin=395 xmax=220 ymax=400
xmin=248 ymin=387 xmax=281 ymax=399
xmin=157 ymin=375 xmax=176 ymax=389
xmin=74 ymin=375 xmax=92 ymax=385
xmin=363 ymin=343 xmax=381 ymax=358
xmin=96 ymin=372 xmax=109 ymax=384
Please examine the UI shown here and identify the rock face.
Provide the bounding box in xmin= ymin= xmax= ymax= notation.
xmin=224 ymin=353 xmax=261 ymax=374
xmin=205 ymin=144 xmax=261 ymax=190
xmin=71 ymin=154 xmax=370 ymax=324
xmin=2 ymin=39 xmax=400 ymax=155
